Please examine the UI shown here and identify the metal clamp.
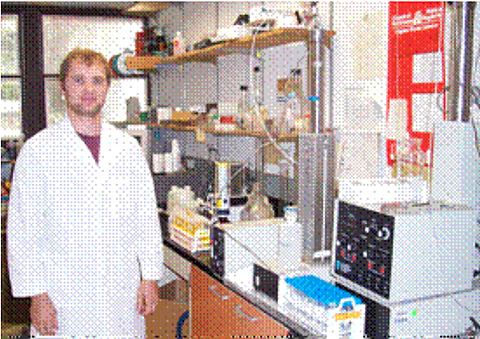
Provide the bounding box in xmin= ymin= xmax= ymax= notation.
xmin=234 ymin=305 xmax=258 ymax=322
xmin=209 ymin=285 xmax=230 ymax=300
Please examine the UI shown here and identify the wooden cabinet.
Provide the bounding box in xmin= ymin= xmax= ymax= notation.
xmin=190 ymin=265 xmax=289 ymax=338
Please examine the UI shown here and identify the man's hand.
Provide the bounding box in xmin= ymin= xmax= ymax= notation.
xmin=136 ymin=280 xmax=159 ymax=316
xmin=31 ymin=292 xmax=58 ymax=336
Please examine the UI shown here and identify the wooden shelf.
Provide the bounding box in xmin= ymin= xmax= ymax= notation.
xmin=110 ymin=120 xmax=299 ymax=140
xmin=151 ymin=122 xmax=299 ymax=140
xmin=126 ymin=28 xmax=310 ymax=70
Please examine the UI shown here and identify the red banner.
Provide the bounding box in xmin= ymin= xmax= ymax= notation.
xmin=386 ymin=2 xmax=445 ymax=175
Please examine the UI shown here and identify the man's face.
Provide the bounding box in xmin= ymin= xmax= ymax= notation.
xmin=62 ymin=60 xmax=110 ymax=118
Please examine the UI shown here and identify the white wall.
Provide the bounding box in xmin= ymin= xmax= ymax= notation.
xmin=150 ymin=2 xmax=480 ymax=126
xmin=151 ymin=2 xmax=390 ymax=127
xmin=153 ymin=4 xmax=184 ymax=42
xmin=331 ymin=2 xmax=389 ymax=131
xmin=184 ymin=2 xmax=217 ymax=48
xmin=261 ymin=42 xmax=308 ymax=119
xmin=152 ymin=3 xmax=217 ymax=109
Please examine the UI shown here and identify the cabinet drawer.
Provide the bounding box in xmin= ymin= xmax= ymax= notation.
xmin=190 ymin=266 xmax=289 ymax=338
xmin=191 ymin=265 xmax=235 ymax=338
xmin=227 ymin=291 xmax=289 ymax=337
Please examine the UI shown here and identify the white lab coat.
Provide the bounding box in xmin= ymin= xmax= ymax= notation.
xmin=7 ymin=118 xmax=163 ymax=338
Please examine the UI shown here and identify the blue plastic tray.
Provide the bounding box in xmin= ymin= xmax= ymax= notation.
xmin=285 ymin=275 xmax=362 ymax=308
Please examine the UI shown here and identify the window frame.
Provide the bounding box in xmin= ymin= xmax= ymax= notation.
xmin=1 ymin=14 xmax=22 ymax=138
xmin=2 ymin=3 xmax=150 ymax=140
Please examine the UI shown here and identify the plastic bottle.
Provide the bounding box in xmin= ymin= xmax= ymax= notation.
xmin=278 ymin=205 xmax=303 ymax=270
xmin=184 ymin=186 xmax=196 ymax=207
xmin=167 ymin=186 xmax=179 ymax=214
xmin=171 ymin=139 xmax=181 ymax=172
xmin=173 ymin=31 xmax=186 ymax=55
xmin=212 ymin=110 xmax=220 ymax=130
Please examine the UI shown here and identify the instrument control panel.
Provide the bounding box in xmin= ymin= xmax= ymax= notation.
xmin=334 ymin=201 xmax=395 ymax=299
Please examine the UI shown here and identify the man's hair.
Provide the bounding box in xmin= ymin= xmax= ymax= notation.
xmin=59 ymin=48 xmax=113 ymax=86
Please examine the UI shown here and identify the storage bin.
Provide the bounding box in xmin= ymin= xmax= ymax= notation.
xmin=279 ymin=275 xmax=365 ymax=338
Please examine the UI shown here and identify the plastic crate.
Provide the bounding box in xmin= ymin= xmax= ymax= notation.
xmin=279 ymin=275 xmax=365 ymax=338
xmin=169 ymin=212 xmax=210 ymax=253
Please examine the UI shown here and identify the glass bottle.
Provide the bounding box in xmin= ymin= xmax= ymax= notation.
xmin=290 ymin=69 xmax=303 ymax=129
xmin=240 ymin=183 xmax=274 ymax=221
xmin=250 ymin=194 xmax=274 ymax=220
xmin=237 ymin=85 xmax=251 ymax=130
xmin=253 ymin=66 xmax=263 ymax=105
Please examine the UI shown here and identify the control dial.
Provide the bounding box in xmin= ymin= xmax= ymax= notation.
xmin=377 ymin=227 xmax=391 ymax=240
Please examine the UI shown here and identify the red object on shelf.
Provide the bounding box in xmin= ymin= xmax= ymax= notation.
xmin=136 ymin=32 xmax=146 ymax=56
xmin=220 ymin=116 xmax=235 ymax=124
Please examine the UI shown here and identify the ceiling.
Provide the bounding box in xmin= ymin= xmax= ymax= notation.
xmin=25 ymin=2 xmax=137 ymax=10
xmin=16 ymin=2 xmax=171 ymax=15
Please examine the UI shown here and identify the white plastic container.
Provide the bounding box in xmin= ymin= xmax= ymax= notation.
xmin=278 ymin=206 xmax=303 ymax=270
xmin=164 ymin=153 xmax=174 ymax=173
xmin=167 ymin=186 xmax=180 ymax=214
xmin=157 ymin=107 xmax=173 ymax=122
xmin=171 ymin=139 xmax=182 ymax=172
xmin=173 ymin=31 xmax=186 ymax=55
xmin=152 ymin=153 xmax=164 ymax=174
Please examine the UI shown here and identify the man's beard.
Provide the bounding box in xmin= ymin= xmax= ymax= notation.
xmin=67 ymin=101 xmax=104 ymax=118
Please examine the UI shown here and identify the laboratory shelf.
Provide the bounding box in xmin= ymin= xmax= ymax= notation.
xmin=111 ymin=121 xmax=299 ymax=141
xmin=152 ymin=122 xmax=300 ymax=140
xmin=126 ymin=27 xmax=310 ymax=70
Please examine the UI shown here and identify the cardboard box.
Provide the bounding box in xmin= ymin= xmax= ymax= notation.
xmin=171 ymin=110 xmax=197 ymax=122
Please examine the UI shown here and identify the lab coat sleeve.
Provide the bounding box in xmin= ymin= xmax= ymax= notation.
xmin=7 ymin=143 xmax=48 ymax=297
xmin=133 ymin=147 xmax=163 ymax=281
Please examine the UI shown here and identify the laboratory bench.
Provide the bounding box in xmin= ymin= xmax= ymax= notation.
xmin=161 ymin=227 xmax=480 ymax=339
xmin=162 ymin=232 xmax=334 ymax=338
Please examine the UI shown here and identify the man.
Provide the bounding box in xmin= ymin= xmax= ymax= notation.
xmin=7 ymin=48 xmax=163 ymax=337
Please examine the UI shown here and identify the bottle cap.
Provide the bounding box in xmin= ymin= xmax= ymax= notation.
xmin=284 ymin=205 xmax=298 ymax=222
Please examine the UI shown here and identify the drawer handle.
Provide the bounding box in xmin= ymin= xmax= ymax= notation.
xmin=234 ymin=305 xmax=258 ymax=322
xmin=209 ymin=285 xmax=230 ymax=300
